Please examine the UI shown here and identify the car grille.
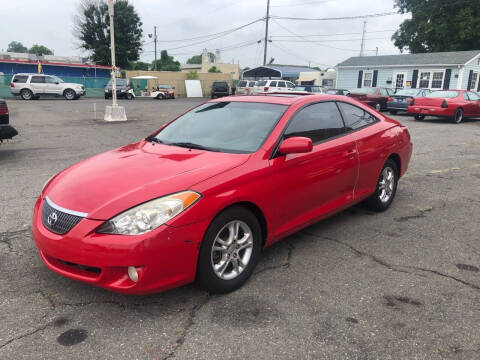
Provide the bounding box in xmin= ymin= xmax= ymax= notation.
xmin=41 ymin=198 xmax=86 ymax=235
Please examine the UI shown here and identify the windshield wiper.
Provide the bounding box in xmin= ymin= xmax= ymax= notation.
xmin=145 ymin=136 xmax=164 ymax=144
xmin=168 ymin=142 xmax=219 ymax=152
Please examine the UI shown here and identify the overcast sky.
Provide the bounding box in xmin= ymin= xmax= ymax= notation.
xmin=1 ymin=0 xmax=409 ymax=69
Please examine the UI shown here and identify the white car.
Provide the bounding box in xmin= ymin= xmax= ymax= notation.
xmin=10 ymin=73 xmax=86 ymax=100
xmin=236 ymin=80 xmax=257 ymax=95
xmin=252 ymin=80 xmax=295 ymax=94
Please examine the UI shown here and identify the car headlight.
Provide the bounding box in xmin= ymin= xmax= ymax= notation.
xmin=97 ymin=191 xmax=201 ymax=235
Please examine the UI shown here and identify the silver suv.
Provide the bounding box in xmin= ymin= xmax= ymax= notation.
xmin=10 ymin=73 xmax=86 ymax=100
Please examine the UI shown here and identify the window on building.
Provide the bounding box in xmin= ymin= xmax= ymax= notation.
xmin=419 ymin=72 xmax=430 ymax=88
xmin=284 ymin=102 xmax=346 ymax=144
xmin=469 ymin=72 xmax=479 ymax=91
xmin=431 ymin=72 xmax=444 ymax=89
xmin=363 ymin=71 xmax=373 ymax=87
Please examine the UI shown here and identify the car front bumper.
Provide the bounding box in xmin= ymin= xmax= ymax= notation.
xmin=32 ymin=197 xmax=209 ymax=294
xmin=407 ymin=106 xmax=454 ymax=117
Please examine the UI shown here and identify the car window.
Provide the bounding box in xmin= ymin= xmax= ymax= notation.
xmin=269 ymin=81 xmax=277 ymax=87
xmin=337 ymin=102 xmax=378 ymax=131
xmin=44 ymin=76 xmax=57 ymax=84
xmin=386 ymin=89 xmax=395 ymax=96
xmin=427 ymin=91 xmax=459 ymax=98
xmin=238 ymin=81 xmax=247 ymax=87
xmin=350 ymin=88 xmax=377 ymax=95
xmin=277 ymin=81 xmax=286 ymax=88
xmin=467 ymin=92 xmax=480 ymax=101
xmin=31 ymin=76 xmax=45 ymax=83
xmin=256 ymin=80 xmax=267 ymax=87
xmin=287 ymin=82 xmax=295 ymax=88
xmin=380 ymin=89 xmax=388 ymax=96
xmin=395 ymin=89 xmax=419 ymax=96
xmin=326 ymin=90 xmax=337 ymax=95
xmin=248 ymin=81 xmax=256 ymax=87
xmin=294 ymin=86 xmax=306 ymax=91
xmin=155 ymin=102 xmax=287 ymax=153
xmin=13 ymin=75 xmax=28 ymax=83
xmin=284 ymin=102 xmax=346 ymax=144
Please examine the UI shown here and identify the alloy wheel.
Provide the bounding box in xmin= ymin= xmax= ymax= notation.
xmin=378 ymin=166 xmax=395 ymax=203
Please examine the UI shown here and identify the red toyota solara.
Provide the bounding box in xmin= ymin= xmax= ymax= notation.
xmin=408 ymin=89 xmax=480 ymax=123
xmin=32 ymin=94 xmax=412 ymax=295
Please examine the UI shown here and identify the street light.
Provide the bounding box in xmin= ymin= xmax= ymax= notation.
xmin=104 ymin=0 xmax=127 ymax=122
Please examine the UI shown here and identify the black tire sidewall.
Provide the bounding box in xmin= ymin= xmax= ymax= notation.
xmin=453 ymin=109 xmax=463 ymax=124
xmin=414 ymin=114 xmax=425 ymax=120
xmin=196 ymin=207 xmax=262 ymax=293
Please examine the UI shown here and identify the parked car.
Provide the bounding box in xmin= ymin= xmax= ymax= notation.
xmin=156 ymin=84 xmax=175 ymax=99
xmin=104 ymin=79 xmax=134 ymax=100
xmin=293 ymin=85 xmax=325 ymax=94
xmin=252 ymin=80 xmax=295 ymax=94
xmin=0 ymin=100 xmax=18 ymax=142
xmin=326 ymin=89 xmax=350 ymax=96
xmin=408 ymin=90 xmax=480 ymax=123
xmin=236 ymin=80 xmax=257 ymax=95
xmin=10 ymin=73 xmax=85 ymax=100
xmin=387 ymin=88 xmax=431 ymax=114
xmin=211 ymin=81 xmax=230 ymax=98
xmin=32 ymin=93 xmax=412 ymax=295
xmin=348 ymin=87 xmax=395 ymax=111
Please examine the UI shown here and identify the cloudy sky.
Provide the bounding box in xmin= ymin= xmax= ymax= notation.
xmin=1 ymin=0 xmax=409 ymax=68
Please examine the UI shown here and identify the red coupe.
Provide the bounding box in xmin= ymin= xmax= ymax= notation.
xmin=408 ymin=90 xmax=480 ymax=123
xmin=32 ymin=94 xmax=412 ymax=295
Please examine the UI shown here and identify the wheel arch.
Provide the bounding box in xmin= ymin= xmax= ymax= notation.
xmin=63 ymin=88 xmax=76 ymax=96
xmin=387 ymin=153 xmax=401 ymax=176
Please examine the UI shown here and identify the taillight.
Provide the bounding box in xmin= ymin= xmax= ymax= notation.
xmin=10 ymin=83 xmax=14 ymax=88
xmin=407 ymin=97 xmax=414 ymax=104
xmin=441 ymin=100 xmax=448 ymax=108
xmin=388 ymin=97 xmax=392 ymax=101
xmin=264 ymin=86 xmax=269 ymax=92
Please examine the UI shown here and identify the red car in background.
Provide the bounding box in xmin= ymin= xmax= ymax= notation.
xmin=408 ymin=90 xmax=480 ymax=123
xmin=32 ymin=94 xmax=412 ymax=295
xmin=348 ymin=87 xmax=395 ymax=111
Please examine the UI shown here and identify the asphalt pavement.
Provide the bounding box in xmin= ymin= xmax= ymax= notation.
xmin=1 ymin=97 xmax=479 ymax=360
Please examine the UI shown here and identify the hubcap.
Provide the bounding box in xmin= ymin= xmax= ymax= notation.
xmin=66 ymin=91 xmax=74 ymax=99
xmin=211 ymin=220 xmax=253 ymax=280
xmin=378 ymin=166 xmax=395 ymax=203
xmin=376 ymin=104 xmax=381 ymax=111
xmin=456 ymin=111 xmax=463 ymax=123
xmin=23 ymin=90 xmax=31 ymax=99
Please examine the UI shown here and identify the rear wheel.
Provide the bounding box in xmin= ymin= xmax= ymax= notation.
xmin=21 ymin=89 xmax=33 ymax=100
xmin=364 ymin=159 xmax=398 ymax=212
xmin=126 ymin=93 xmax=133 ymax=100
xmin=104 ymin=94 xmax=109 ymax=100
xmin=389 ymin=110 xmax=397 ymax=115
xmin=64 ymin=89 xmax=76 ymax=100
xmin=452 ymin=108 xmax=463 ymax=124
xmin=414 ymin=114 xmax=425 ymax=121
xmin=196 ymin=207 xmax=262 ymax=293
xmin=375 ymin=103 xmax=381 ymax=111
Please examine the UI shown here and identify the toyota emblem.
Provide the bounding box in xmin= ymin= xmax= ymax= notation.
xmin=47 ymin=212 xmax=58 ymax=226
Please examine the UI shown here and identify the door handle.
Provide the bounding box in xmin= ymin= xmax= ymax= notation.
xmin=345 ymin=149 xmax=357 ymax=158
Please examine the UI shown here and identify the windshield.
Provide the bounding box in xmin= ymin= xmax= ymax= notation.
xmin=154 ymin=102 xmax=287 ymax=153
xmin=427 ymin=91 xmax=459 ymax=98
xmin=294 ymin=86 xmax=306 ymax=91
xmin=350 ymin=88 xmax=377 ymax=95
xmin=158 ymin=84 xmax=172 ymax=88
xmin=395 ymin=89 xmax=420 ymax=96
xmin=107 ymin=79 xmax=128 ymax=86
xmin=52 ymin=76 xmax=64 ymax=83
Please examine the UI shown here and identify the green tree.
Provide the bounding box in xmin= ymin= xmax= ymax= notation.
xmin=7 ymin=41 xmax=28 ymax=53
xmin=392 ymin=0 xmax=480 ymax=53
xmin=208 ymin=66 xmax=221 ymax=73
xmin=29 ymin=44 xmax=53 ymax=55
xmin=151 ymin=50 xmax=181 ymax=71
xmin=186 ymin=52 xmax=215 ymax=64
xmin=75 ymin=0 xmax=143 ymax=68
xmin=131 ymin=61 xmax=150 ymax=70
xmin=186 ymin=70 xmax=199 ymax=79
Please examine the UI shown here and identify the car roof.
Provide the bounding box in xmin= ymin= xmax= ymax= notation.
xmin=209 ymin=94 xmax=344 ymax=106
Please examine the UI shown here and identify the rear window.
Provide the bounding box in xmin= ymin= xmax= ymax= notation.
xmin=350 ymin=88 xmax=377 ymax=95
xmin=427 ymin=91 xmax=459 ymax=98
xmin=269 ymin=81 xmax=277 ymax=87
xmin=256 ymin=81 xmax=267 ymax=86
xmin=213 ymin=82 xmax=227 ymax=86
xmin=395 ymin=89 xmax=420 ymax=96
xmin=12 ymin=75 xmax=28 ymax=83
xmin=326 ymin=90 xmax=338 ymax=94
xmin=248 ymin=81 xmax=256 ymax=87
xmin=238 ymin=81 xmax=247 ymax=87
xmin=107 ymin=79 xmax=128 ymax=86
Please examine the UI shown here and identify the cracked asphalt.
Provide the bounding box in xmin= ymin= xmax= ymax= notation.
xmin=1 ymin=98 xmax=479 ymax=359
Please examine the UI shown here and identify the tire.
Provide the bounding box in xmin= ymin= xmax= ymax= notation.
xmin=211 ymin=94 xmax=216 ymax=99
xmin=196 ymin=206 xmax=262 ymax=294
xmin=172 ymin=95 xmax=175 ymax=99
xmin=33 ymin=95 xmax=40 ymax=100
xmin=375 ymin=103 xmax=381 ymax=112
xmin=126 ymin=93 xmax=133 ymax=100
xmin=364 ymin=159 xmax=398 ymax=212
xmin=104 ymin=94 xmax=109 ymax=100
xmin=20 ymin=89 xmax=34 ymax=100
xmin=389 ymin=110 xmax=397 ymax=115
xmin=452 ymin=108 xmax=463 ymax=124
xmin=64 ymin=89 xmax=76 ymax=100
xmin=414 ymin=114 xmax=425 ymax=121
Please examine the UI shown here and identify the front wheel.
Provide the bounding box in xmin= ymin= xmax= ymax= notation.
xmin=375 ymin=103 xmax=382 ymax=111
xmin=364 ymin=159 xmax=398 ymax=212
xmin=414 ymin=114 xmax=425 ymax=121
xmin=196 ymin=207 xmax=262 ymax=293
xmin=104 ymin=94 xmax=109 ymax=100
xmin=64 ymin=89 xmax=76 ymax=100
xmin=452 ymin=108 xmax=463 ymax=124
xmin=126 ymin=93 xmax=133 ymax=100
xmin=389 ymin=110 xmax=397 ymax=115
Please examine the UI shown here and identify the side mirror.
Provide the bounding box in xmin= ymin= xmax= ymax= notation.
xmin=278 ymin=137 xmax=313 ymax=155
xmin=55 ymin=81 xmax=59 ymax=84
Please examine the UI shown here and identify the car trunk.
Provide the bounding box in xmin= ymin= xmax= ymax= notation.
xmin=349 ymin=93 xmax=368 ymax=101
xmin=391 ymin=95 xmax=413 ymax=104
xmin=214 ymin=83 xmax=228 ymax=91
xmin=414 ymin=97 xmax=445 ymax=107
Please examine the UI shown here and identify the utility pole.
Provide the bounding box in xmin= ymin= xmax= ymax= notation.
xmin=359 ymin=21 xmax=366 ymax=57
xmin=104 ymin=0 xmax=127 ymax=121
xmin=263 ymin=0 xmax=270 ymax=66
xmin=154 ymin=26 xmax=158 ymax=71
xmin=375 ymin=47 xmax=378 ymax=56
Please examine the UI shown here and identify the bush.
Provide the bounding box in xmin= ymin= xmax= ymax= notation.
xmin=186 ymin=70 xmax=199 ymax=79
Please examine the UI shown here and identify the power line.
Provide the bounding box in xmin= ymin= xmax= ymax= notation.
xmin=270 ymin=29 xmax=396 ymax=38
xmin=270 ymin=42 xmax=331 ymax=67
xmin=271 ymin=11 xmax=398 ymax=21
xmin=271 ymin=0 xmax=337 ymax=7
xmin=272 ymin=37 xmax=392 ymax=43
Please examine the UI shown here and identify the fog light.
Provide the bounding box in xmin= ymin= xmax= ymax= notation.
xmin=127 ymin=266 xmax=138 ymax=282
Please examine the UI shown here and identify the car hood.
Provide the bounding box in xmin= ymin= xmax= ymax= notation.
xmin=44 ymin=141 xmax=250 ymax=220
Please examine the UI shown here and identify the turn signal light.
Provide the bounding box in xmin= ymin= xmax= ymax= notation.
xmin=264 ymin=86 xmax=269 ymax=92
xmin=10 ymin=83 xmax=14 ymax=88
xmin=441 ymin=100 xmax=448 ymax=108
xmin=388 ymin=97 xmax=393 ymax=101
xmin=407 ymin=97 xmax=414 ymax=104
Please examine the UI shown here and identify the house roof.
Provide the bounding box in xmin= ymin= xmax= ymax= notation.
xmin=243 ymin=65 xmax=317 ymax=79
xmin=337 ymin=50 xmax=480 ymax=68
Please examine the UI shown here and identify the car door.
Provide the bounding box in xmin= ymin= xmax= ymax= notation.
xmin=336 ymin=101 xmax=384 ymax=199
xmin=277 ymin=81 xmax=287 ymax=92
xmin=29 ymin=75 xmax=46 ymax=94
xmin=44 ymin=76 xmax=59 ymax=95
xmin=270 ymin=101 xmax=358 ymax=237
xmin=466 ymin=92 xmax=480 ymax=116
xmin=268 ymin=81 xmax=277 ymax=92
